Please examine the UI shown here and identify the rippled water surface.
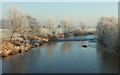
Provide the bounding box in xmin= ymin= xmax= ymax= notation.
xmin=2 ymin=35 xmax=118 ymax=73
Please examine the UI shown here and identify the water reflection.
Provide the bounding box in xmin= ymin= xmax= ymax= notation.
xmin=42 ymin=42 xmax=57 ymax=60
xmin=2 ymin=35 xmax=118 ymax=73
xmin=61 ymin=42 xmax=73 ymax=53
xmin=96 ymin=42 xmax=118 ymax=73
xmin=0 ymin=57 xmax=2 ymax=74
xmin=2 ymin=48 xmax=42 ymax=73
xmin=3 ymin=53 xmax=28 ymax=73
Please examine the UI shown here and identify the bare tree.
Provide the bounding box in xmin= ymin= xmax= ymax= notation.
xmin=8 ymin=7 xmax=30 ymax=41
xmin=79 ymin=20 xmax=86 ymax=30
xmin=97 ymin=16 xmax=118 ymax=51
xmin=61 ymin=17 xmax=73 ymax=32
xmin=47 ymin=16 xmax=55 ymax=31
xmin=27 ymin=15 xmax=40 ymax=36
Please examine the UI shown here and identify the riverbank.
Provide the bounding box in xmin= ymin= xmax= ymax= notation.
xmin=0 ymin=28 xmax=96 ymax=57
xmin=0 ymin=35 xmax=49 ymax=57
xmin=2 ymin=38 xmax=118 ymax=73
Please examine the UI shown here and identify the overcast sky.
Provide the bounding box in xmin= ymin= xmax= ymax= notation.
xmin=1 ymin=2 xmax=118 ymax=28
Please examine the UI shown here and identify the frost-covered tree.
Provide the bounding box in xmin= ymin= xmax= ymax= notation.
xmin=97 ymin=16 xmax=118 ymax=54
xmin=47 ymin=17 xmax=56 ymax=32
xmin=79 ymin=20 xmax=86 ymax=30
xmin=8 ymin=7 xmax=30 ymax=41
xmin=61 ymin=17 xmax=73 ymax=32
xmin=27 ymin=16 xmax=40 ymax=36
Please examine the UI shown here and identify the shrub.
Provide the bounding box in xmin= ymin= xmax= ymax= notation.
xmin=96 ymin=16 xmax=118 ymax=57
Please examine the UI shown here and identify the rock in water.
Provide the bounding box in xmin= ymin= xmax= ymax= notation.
xmin=82 ymin=41 xmax=89 ymax=48
xmin=82 ymin=45 xmax=88 ymax=48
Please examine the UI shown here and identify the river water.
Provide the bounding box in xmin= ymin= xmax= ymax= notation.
xmin=2 ymin=35 xmax=118 ymax=73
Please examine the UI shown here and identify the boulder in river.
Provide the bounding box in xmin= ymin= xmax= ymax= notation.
xmin=82 ymin=45 xmax=88 ymax=48
xmin=82 ymin=41 xmax=89 ymax=48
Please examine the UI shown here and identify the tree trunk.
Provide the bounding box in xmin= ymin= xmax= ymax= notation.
xmin=10 ymin=31 xmax=15 ymax=41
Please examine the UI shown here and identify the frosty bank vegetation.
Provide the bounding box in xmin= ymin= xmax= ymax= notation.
xmin=97 ymin=16 xmax=118 ymax=57
xmin=0 ymin=7 xmax=118 ymax=57
xmin=0 ymin=7 xmax=95 ymax=57
xmin=2 ymin=7 xmax=96 ymax=39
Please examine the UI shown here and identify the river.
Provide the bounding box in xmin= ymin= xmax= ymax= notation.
xmin=2 ymin=35 xmax=118 ymax=73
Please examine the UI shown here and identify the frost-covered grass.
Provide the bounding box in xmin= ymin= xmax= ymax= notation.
xmin=96 ymin=16 xmax=118 ymax=57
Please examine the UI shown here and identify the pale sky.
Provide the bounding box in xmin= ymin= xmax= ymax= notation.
xmin=1 ymin=0 xmax=119 ymax=2
xmin=1 ymin=2 xmax=118 ymax=28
